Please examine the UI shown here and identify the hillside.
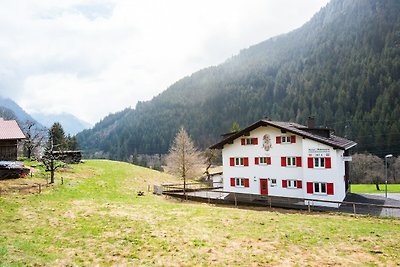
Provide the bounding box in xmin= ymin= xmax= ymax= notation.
xmin=0 ymin=160 xmax=399 ymax=265
xmin=77 ymin=0 xmax=400 ymax=160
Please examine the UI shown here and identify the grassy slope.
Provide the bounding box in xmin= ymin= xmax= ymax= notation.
xmin=351 ymin=184 xmax=400 ymax=194
xmin=0 ymin=160 xmax=399 ymax=266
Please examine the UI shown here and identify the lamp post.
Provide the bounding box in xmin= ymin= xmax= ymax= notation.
xmin=385 ymin=154 xmax=393 ymax=198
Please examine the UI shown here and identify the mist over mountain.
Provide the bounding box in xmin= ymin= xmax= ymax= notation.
xmin=32 ymin=112 xmax=92 ymax=136
xmin=0 ymin=96 xmax=40 ymax=125
xmin=77 ymin=0 xmax=400 ymax=159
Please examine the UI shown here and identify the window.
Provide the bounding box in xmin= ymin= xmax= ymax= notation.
xmin=276 ymin=135 xmax=296 ymax=144
xmin=230 ymin=177 xmax=250 ymax=188
xmin=307 ymin=182 xmax=334 ymax=195
xmin=235 ymin=157 xmax=244 ymax=166
xmin=255 ymin=157 xmax=271 ymax=165
xmin=282 ymin=179 xmax=302 ymax=189
xmin=308 ymin=157 xmax=331 ymax=169
xmin=314 ymin=157 xmax=325 ymax=168
xmin=281 ymin=156 xmax=302 ymax=167
xmin=236 ymin=178 xmax=245 ymax=187
xmin=287 ymin=180 xmax=297 ymax=188
xmin=314 ymin=182 xmax=327 ymax=194
xmin=230 ymin=157 xmax=249 ymax=166
xmin=241 ymin=138 xmax=258 ymax=145
xmin=271 ymin=179 xmax=277 ymax=186
xmin=287 ymin=157 xmax=296 ymax=167
xmin=281 ymin=136 xmax=291 ymax=144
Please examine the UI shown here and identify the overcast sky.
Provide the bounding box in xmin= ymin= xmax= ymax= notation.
xmin=0 ymin=0 xmax=329 ymax=125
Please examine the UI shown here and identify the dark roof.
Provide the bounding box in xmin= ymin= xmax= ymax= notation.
xmin=210 ymin=119 xmax=357 ymax=150
xmin=0 ymin=119 xmax=25 ymax=140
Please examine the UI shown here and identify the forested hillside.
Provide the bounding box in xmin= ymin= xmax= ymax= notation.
xmin=77 ymin=0 xmax=400 ymax=160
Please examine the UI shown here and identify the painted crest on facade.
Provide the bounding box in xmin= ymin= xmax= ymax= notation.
xmin=263 ymin=134 xmax=272 ymax=151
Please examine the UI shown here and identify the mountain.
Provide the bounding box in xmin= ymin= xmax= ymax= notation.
xmin=77 ymin=0 xmax=400 ymax=160
xmin=0 ymin=96 xmax=41 ymax=124
xmin=31 ymin=112 xmax=92 ymax=136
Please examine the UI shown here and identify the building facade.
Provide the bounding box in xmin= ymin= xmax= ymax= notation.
xmin=210 ymin=119 xmax=356 ymax=207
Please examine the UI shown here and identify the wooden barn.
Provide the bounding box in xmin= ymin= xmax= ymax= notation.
xmin=0 ymin=118 xmax=25 ymax=161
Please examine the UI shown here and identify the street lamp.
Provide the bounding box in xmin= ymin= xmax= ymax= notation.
xmin=385 ymin=154 xmax=393 ymax=198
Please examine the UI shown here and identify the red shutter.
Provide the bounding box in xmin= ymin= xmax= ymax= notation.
xmin=230 ymin=158 xmax=235 ymax=166
xmin=297 ymin=180 xmax=302 ymax=189
xmin=291 ymin=135 xmax=296 ymax=143
xmin=282 ymin=180 xmax=287 ymax=188
xmin=244 ymin=178 xmax=250 ymax=188
xmin=244 ymin=157 xmax=249 ymax=166
xmin=241 ymin=139 xmax=245 ymax=145
xmin=308 ymin=157 xmax=314 ymax=168
xmin=326 ymin=157 xmax=332 ymax=168
xmin=253 ymin=138 xmax=258 ymax=145
xmin=255 ymin=157 xmax=259 ymax=165
xmin=230 ymin=178 xmax=235 ymax=187
xmin=267 ymin=157 xmax=271 ymax=165
xmin=281 ymin=157 xmax=287 ymax=167
xmin=296 ymin=156 xmax=302 ymax=167
xmin=327 ymin=183 xmax=334 ymax=195
xmin=307 ymin=182 xmax=313 ymax=194
xmin=276 ymin=136 xmax=281 ymax=144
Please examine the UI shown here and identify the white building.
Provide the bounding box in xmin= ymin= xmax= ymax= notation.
xmin=210 ymin=118 xmax=357 ymax=207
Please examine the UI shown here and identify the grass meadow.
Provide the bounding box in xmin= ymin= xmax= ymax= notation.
xmin=0 ymin=160 xmax=399 ymax=266
xmin=350 ymin=184 xmax=400 ymax=194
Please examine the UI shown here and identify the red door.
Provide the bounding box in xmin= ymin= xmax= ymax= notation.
xmin=260 ymin=179 xmax=268 ymax=195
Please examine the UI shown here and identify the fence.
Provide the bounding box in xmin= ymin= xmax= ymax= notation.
xmin=0 ymin=183 xmax=49 ymax=196
xmin=157 ymin=183 xmax=400 ymax=218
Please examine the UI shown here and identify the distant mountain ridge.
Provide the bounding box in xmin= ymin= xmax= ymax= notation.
xmin=0 ymin=96 xmax=41 ymax=125
xmin=32 ymin=112 xmax=92 ymax=136
xmin=77 ymin=0 xmax=400 ymax=159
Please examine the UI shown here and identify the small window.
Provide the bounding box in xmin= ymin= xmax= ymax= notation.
xmin=314 ymin=182 xmax=327 ymax=194
xmin=287 ymin=157 xmax=296 ymax=167
xmin=235 ymin=158 xmax=244 ymax=166
xmin=314 ymin=158 xmax=325 ymax=168
xmin=271 ymin=179 xmax=277 ymax=186
xmin=287 ymin=180 xmax=297 ymax=188
xmin=236 ymin=178 xmax=245 ymax=187
xmin=281 ymin=136 xmax=291 ymax=144
xmin=259 ymin=157 xmax=267 ymax=164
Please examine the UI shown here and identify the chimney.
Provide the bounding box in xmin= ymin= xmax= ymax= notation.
xmin=307 ymin=116 xmax=315 ymax=128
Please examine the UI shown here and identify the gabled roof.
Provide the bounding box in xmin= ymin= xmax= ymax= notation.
xmin=0 ymin=119 xmax=25 ymax=140
xmin=210 ymin=119 xmax=357 ymax=150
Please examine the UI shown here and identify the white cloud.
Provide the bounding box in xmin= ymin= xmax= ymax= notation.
xmin=0 ymin=0 xmax=329 ymax=124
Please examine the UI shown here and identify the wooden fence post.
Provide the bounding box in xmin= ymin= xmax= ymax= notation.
xmin=38 ymin=184 xmax=41 ymax=194
xmin=353 ymin=203 xmax=356 ymax=215
xmin=234 ymin=193 xmax=237 ymax=208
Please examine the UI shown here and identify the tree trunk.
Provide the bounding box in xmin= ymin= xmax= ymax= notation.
xmin=50 ymin=170 xmax=55 ymax=184
xmin=375 ymin=182 xmax=380 ymax=191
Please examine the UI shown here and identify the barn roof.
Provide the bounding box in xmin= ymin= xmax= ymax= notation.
xmin=210 ymin=119 xmax=357 ymax=150
xmin=0 ymin=118 xmax=25 ymax=140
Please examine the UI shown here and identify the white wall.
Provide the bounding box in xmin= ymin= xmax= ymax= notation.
xmin=221 ymin=125 xmax=347 ymax=206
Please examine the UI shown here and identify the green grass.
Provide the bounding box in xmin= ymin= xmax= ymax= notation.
xmin=0 ymin=160 xmax=399 ymax=266
xmin=351 ymin=184 xmax=400 ymax=193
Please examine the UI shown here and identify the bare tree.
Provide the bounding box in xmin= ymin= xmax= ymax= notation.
xmin=203 ymin=148 xmax=220 ymax=181
xmin=165 ymin=127 xmax=205 ymax=195
xmin=350 ymin=153 xmax=384 ymax=190
xmin=22 ymin=120 xmax=46 ymax=160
